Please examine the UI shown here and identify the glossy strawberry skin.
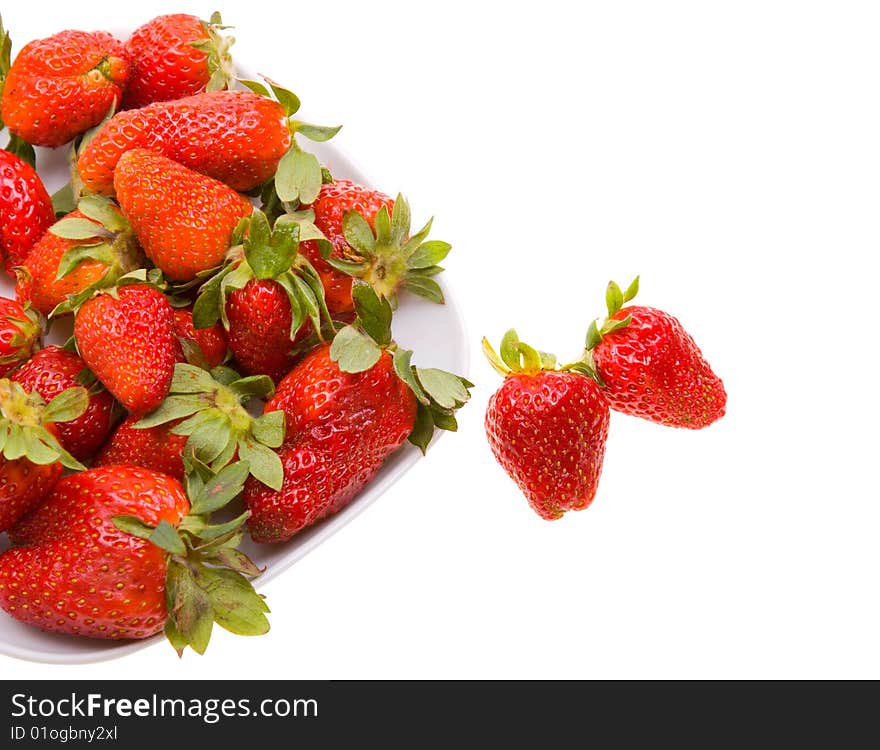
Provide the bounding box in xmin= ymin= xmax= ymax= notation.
xmin=0 ymin=296 xmax=40 ymax=378
xmin=95 ymin=416 xmax=187 ymax=481
xmin=14 ymin=210 xmax=109 ymax=316
xmin=0 ymin=150 xmax=55 ymax=275
xmin=173 ymin=308 xmax=228 ymax=369
xmin=485 ymin=371 xmax=610 ymax=520
xmin=74 ymin=285 xmax=177 ymax=416
xmin=226 ymin=278 xmax=308 ymax=382
xmin=246 ymin=344 xmax=417 ymax=543
xmin=114 ymin=149 xmax=253 ymax=282
xmin=0 ymin=467 xmax=188 ymax=640
xmin=592 ymin=305 xmax=727 ymax=429
xmin=301 ymin=180 xmax=395 ymax=315
xmin=11 ymin=346 xmax=117 ymax=460
xmin=78 ymin=90 xmax=291 ymax=196
xmin=1 ymin=30 xmax=129 ymax=148
xmin=0 ymin=428 xmax=63 ymax=534
xmin=122 ymin=14 xmax=214 ymax=109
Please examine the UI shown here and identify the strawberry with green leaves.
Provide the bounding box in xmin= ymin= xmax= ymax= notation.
xmin=122 ymin=12 xmax=235 ymax=109
xmin=172 ymin=307 xmax=228 ymax=370
xmin=484 ymin=331 xmax=611 ymax=520
xmin=113 ymin=148 xmax=253 ymax=282
xmin=193 ymin=210 xmax=331 ymax=381
xmin=0 ymin=149 xmax=55 ymax=275
xmin=1 ymin=28 xmax=129 ymax=148
xmin=73 ymin=283 xmax=177 ymax=416
xmin=0 ymin=296 xmax=40 ymax=377
xmin=11 ymin=345 xmax=117 ymax=460
xmin=246 ymin=282 xmax=472 ymax=543
xmin=0 ymin=462 xmax=269 ymax=654
xmin=299 ymin=179 xmax=451 ymax=315
xmin=582 ymin=278 xmax=727 ymax=429
xmin=0 ymin=378 xmax=87 ymax=532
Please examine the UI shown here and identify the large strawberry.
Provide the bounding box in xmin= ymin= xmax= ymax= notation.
xmin=0 ymin=296 xmax=40 ymax=377
xmin=483 ymin=330 xmax=611 ymax=520
xmin=14 ymin=197 xmax=141 ymax=316
xmin=1 ymin=29 xmax=129 ymax=147
xmin=299 ymin=179 xmax=451 ymax=314
xmin=0 ymin=149 xmax=54 ymax=274
xmin=0 ymin=463 xmax=269 ymax=654
xmin=114 ymin=148 xmax=253 ymax=281
xmin=73 ymin=284 xmax=177 ymax=415
xmin=193 ymin=210 xmax=331 ymax=381
xmin=78 ymin=85 xmax=338 ymax=199
xmin=122 ymin=12 xmax=235 ymax=109
xmin=11 ymin=345 xmax=117 ymax=460
xmin=0 ymin=378 xmax=87 ymax=533
xmin=94 ymin=415 xmax=188 ymax=481
xmin=584 ymin=278 xmax=727 ymax=429
xmin=246 ymin=282 xmax=472 ymax=543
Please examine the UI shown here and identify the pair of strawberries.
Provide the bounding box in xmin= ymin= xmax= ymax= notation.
xmin=0 ymin=12 xmax=471 ymax=654
xmin=485 ymin=278 xmax=727 ymax=520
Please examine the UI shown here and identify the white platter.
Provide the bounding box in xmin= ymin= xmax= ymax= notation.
xmin=0 ymin=65 xmax=469 ymax=663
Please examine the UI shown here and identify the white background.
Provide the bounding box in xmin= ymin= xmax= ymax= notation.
xmin=1 ymin=0 xmax=878 ymax=679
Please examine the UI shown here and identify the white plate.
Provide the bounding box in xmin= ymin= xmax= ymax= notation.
xmin=0 ymin=64 xmax=469 ymax=663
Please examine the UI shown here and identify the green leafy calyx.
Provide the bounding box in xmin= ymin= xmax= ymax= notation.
xmin=584 ymin=276 xmax=640 ymax=351
xmin=192 ymin=11 xmax=236 ymax=93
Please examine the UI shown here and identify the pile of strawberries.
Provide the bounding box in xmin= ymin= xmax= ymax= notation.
xmin=484 ymin=277 xmax=727 ymax=520
xmin=0 ymin=13 xmax=470 ymax=654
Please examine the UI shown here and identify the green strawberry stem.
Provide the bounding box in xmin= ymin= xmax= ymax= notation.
xmin=193 ymin=11 xmax=236 ymax=93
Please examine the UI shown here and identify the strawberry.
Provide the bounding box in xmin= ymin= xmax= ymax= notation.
xmin=11 ymin=345 xmax=117 ymax=460
xmin=73 ymin=284 xmax=177 ymax=415
xmin=14 ymin=197 xmax=140 ymax=316
xmin=113 ymin=148 xmax=253 ymax=282
xmin=172 ymin=307 xmax=228 ymax=369
xmin=0 ymin=462 xmax=269 ymax=653
xmin=122 ymin=13 xmax=234 ymax=109
xmin=299 ymin=179 xmax=451 ymax=314
xmin=584 ymin=278 xmax=727 ymax=429
xmin=0 ymin=29 xmax=129 ymax=148
xmin=94 ymin=415 xmax=188 ymax=481
xmin=246 ymin=282 xmax=472 ymax=543
xmin=0 ymin=149 xmax=54 ymax=274
xmin=0 ymin=378 xmax=87 ymax=533
xmin=193 ymin=211 xmax=331 ymax=381
xmin=483 ymin=331 xmax=611 ymax=520
xmin=0 ymin=296 xmax=40 ymax=377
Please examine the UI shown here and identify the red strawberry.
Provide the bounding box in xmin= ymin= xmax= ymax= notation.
xmin=0 ymin=149 xmax=54 ymax=274
xmin=0 ymin=296 xmax=40 ymax=377
xmin=0 ymin=378 xmax=87 ymax=533
xmin=300 ymin=179 xmax=451 ymax=315
xmin=0 ymin=463 xmax=268 ymax=653
xmin=114 ymin=149 xmax=253 ymax=282
xmin=483 ymin=331 xmax=611 ymax=520
xmin=1 ymin=30 xmax=129 ymax=148
xmin=14 ymin=199 xmax=140 ymax=317
xmin=11 ymin=346 xmax=117 ymax=460
xmin=74 ymin=284 xmax=177 ymax=415
xmin=122 ymin=13 xmax=234 ymax=109
xmin=246 ymin=283 xmax=471 ymax=543
xmin=585 ymin=278 xmax=727 ymax=429
xmin=172 ymin=307 xmax=228 ymax=369
xmin=78 ymin=90 xmax=290 ymax=195
xmin=94 ymin=416 xmax=187 ymax=481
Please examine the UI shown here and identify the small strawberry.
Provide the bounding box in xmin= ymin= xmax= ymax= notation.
xmin=0 ymin=296 xmax=40 ymax=377
xmin=193 ymin=210 xmax=331 ymax=381
xmin=122 ymin=12 xmax=235 ymax=109
xmin=11 ymin=345 xmax=117 ymax=460
xmin=172 ymin=307 xmax=228 ymax=369
xmin=297 ymin=179 xmax=451 ymax=315
xmin=0 ymin=149 xmax=55 ymax=275
xmin=113 ymin=148 xmax=253 ymax=282
xmin=246 ymin=282 xmax=472 ymax=543
xmin=0 ymin=462 xmax=269 ymax=653
xmin=94 ymin=415 xmax=188 ymax=481
xmin=73 ymin=284 xmax=177 ymax=415
xmin=483 ymin=331 xmax=611 ymax=520
xmin=14 ymin=197 xmax=141 ymax=317
xmin=584 ymin=278 xmax=727 ymax=429
xmin=0 ymin=378 xmax=87 ymax=533
xmin=0 ymin=29 xmax=129 ymax=147
xmin=78 ymin=85 xmax=338 ymax=198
